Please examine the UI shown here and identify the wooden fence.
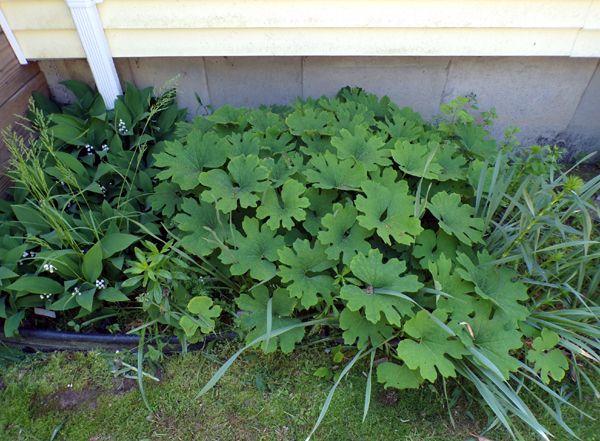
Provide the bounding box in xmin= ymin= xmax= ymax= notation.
xmin=0 ymin=29 xmax=48 ymax=194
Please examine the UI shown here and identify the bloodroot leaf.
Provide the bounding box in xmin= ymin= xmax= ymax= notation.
xmin=340 ymin=249 xmax=423 ymax=326
xmin=199 ymin=155 xmax=269 ymax=214
xmin=236 ymin=286 xmax=304 ymax=354
xmin=285 ymin=107 xmax=335 ymax=136
xmin=356 ymin=179 xmax=422 ymax=245
xmin=428 ymin=254 xmax=475 ymax=316
xmin=173 ymin=198 xmax=226 ymax=257
xmin=391 ymin=140 xmax=442 ymax=179
xmin=277 ymin=239 xmax=336 ymax=308
xmin=396 ymin=310 xmax=467 ymax=382
xmin=436 ymin=144 xmax=467 ymax=181
xmin=526 ymin=328 xmax=569 ymax=384
xmin=219 ymin=217 xmax=285 ymax=280
xmin=317 ymin=203 xmax=371 ymax=264
xmin=339 ymin=308 xmax=393 ymax=350
xmin=378 ymin=112 xmax=424 ymax=142
xmin=457 ymin=252 xmax=529 ymax=323
xmin=455 ymin=123 xmax=497 ymax=159
xmin=262 ymin=153 xmax=304 ymax=188
xmin=452 ymin=301 xmax=523 ymax=379
xmin=256 ymin=179 xmax=310 ymax=230
xmin=331 ymin=125 xmax=389 ymax=171
xmin=228 ymin=132 xmax=261 ymax=157
xmin=412 ymin=229 xmax=458 ymax=269
xmin=302 ymin=188 xmax=337 ymax=236
xmin=303 ymin=152 xmax=367 ymax=190
xmin=428 ymin=191 xmax=484 ymax=246
xmin=376 ymin=362 xmax=423 ymax=390
xmin=179 ymin=296 xmax=222 ymax=338
xmin=148 ymin=182 xmax=182 ymax=218
xmin=154 ymin=129 xmax=230 ymax=190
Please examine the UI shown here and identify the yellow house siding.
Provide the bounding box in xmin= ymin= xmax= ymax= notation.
xmin=101 ymin=28 xmax=579 ymax=58
xmin=2 ymin=0 xmax=600 ymax=58
xmin=15 ymin=30 xmax=83 ymax=58
xmin=95 ymin=0 xmax=592 ymax=29
xmin=1 ymin=0 xmax=73 ymax=30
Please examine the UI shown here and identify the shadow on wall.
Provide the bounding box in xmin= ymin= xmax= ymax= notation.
xmin=38 ymin=56 xmax=600 ymax=159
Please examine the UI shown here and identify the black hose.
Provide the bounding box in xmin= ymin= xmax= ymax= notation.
xmin=0 ymin=328 xmax=238 ymax=353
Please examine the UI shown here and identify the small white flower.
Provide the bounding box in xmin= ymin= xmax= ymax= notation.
xmin=101 ymin=144 xmax=109 ymax=152
xmin=72 ymin=287 xmax=80 ymax=296
xmin=42 ymin=263 xmax=56 ymax=273
xmin=95 ymin=279 xmax=106 ymax=289
xmin=100 ymin=185 xmax=106 ymax=193
xmin=118 ymin=119 xmax=128 ymax=135
xmin=22 ymin=251 xmax=29 ymax=258
xmin=29 ymin=251 xmax=36 ymax=257
xmin=39 ymin=294 xmax=44 ymax=299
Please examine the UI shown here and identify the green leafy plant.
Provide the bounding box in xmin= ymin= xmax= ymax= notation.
xmin=123 ymin=239 xmax=219 ymax=343
xmin=147 ymin=88 xmax=599 ymax=440
xmin=1 ymin=85 xmax=597 ymax=441
xmin=0 ymin=81 xmax=191 ymax=335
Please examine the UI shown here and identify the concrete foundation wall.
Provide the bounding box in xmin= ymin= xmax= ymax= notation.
xmin=39 ymin=56 xmax=600 ymax=159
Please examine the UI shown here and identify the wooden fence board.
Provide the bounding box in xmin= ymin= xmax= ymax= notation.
xmin=0 ymin=30 xmax=48 ymax=196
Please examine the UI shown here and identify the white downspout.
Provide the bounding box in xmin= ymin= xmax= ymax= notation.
xmin=65 ymin=0 xmax=122 ymax=109
xmin=0 ymin=7 xmax=27 ymax=64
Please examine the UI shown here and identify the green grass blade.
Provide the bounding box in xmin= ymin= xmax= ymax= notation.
xmin=197 ymin=318 xmax=333 ymax=399
xmin=305 ymin=348 xmax=367 ymax=441
xmin=136 ymin=329 xmax=153 ymax=414
xmin=362 ymin=349 xmax=375 ymax=423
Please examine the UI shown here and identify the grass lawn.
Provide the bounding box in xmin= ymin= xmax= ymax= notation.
xmin=0 ymin=341 xmax=598 ymax=441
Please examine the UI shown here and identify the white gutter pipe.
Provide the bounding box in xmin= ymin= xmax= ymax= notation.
xmin=65 ymin=0 xmax=122 ymax=109
xmin=0 ymin=7 xmax=27 ymax=64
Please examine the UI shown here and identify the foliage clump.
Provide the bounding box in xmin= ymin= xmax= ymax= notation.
xmin=0 ymin=84 xmax=598 ymax=441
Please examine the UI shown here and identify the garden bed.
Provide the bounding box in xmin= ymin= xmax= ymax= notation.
xmin=0 ymin=83 xmax=598 ymax=440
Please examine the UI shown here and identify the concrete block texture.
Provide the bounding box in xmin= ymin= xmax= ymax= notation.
xmin=40 ymin=58 xmax=211 ymax=115
xmin=39 ymin=56 xmax=600 ymax=156
xmin=303 ymin=56 xmax=451 ymax=119
xmin=442 ymin=57 xmax=598 ymax=147
xmin=564 ymin=63 xmax=600 ymax=158
xmin=38 ymin=59 xmax=94 ymax=103
xmin=203 ymin=57 xmax=302 ymax=108
xmin=117 ymin=58 xmax=211 ymax=114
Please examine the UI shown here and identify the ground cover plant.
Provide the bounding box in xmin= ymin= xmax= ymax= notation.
xmin=0 ymin=83 xmax=598 ymax=440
